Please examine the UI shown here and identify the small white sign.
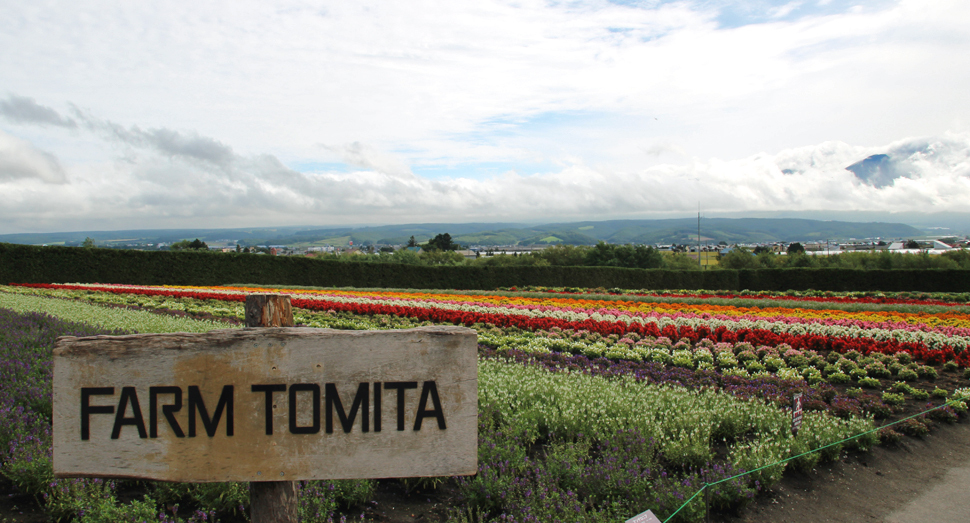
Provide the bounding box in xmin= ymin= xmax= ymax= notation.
xmin=792 ymin=392 xmax=803 ymax=435
xmin=626 ymin=508 xmax=662 ymax=523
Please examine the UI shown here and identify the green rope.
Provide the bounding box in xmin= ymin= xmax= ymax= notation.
xmin=659 ymin=398 xmax=965 ymax=523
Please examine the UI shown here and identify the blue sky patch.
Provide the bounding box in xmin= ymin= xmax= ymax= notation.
xmin=606 ymin=0 xmax=895 ymax=29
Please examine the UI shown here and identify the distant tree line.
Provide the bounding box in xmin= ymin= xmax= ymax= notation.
xmin=317 ymin=239 xmax=706 ymax=269
xmin=80 ymin=230 xmax=970 ymax=272
xmin=719 ymin=245 xmax=970 ymax=270
xmin=169 ymin=239 xmax=209 ymax=251
xmin=311 ymin=233 xmax=970 ymax=271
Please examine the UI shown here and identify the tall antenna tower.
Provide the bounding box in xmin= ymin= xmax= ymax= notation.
xmin=697 ymin=203 xmax=702 ymax=269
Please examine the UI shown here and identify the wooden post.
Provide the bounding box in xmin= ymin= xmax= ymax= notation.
xmin=251 ymin=480 xmax=299 ymax=523
xmin=246 ymin=294 xmax=299 ymax=523
xmin=245 ymin=294 xmax=294 ymax=330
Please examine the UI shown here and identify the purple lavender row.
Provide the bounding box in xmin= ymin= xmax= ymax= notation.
xmin=0 ymin=308 xmax=131 ymax=491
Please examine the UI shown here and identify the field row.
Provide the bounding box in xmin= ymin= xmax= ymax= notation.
xmin=7 ymin=284 xmax=970 ymax=416
xmin=2 ymin=284 xmax=969 ymax=522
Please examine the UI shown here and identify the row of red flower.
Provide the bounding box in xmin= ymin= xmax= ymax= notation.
xmin=15 ymin=283 xmax=970 ymax=367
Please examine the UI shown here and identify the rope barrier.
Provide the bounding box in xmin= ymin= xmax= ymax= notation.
xmin=658 ymin=398 xmax=966 ymax=523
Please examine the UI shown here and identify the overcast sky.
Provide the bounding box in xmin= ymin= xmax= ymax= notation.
xmin=1 ymin=0 xmax=969 ymax=233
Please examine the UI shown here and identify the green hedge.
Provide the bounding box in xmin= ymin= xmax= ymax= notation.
xmin=737 ymin=268 xmax=970 ymax=293
xmin=0 ymin=243 xmax=737 ymax=290
xmin=2 ymin=243 xmax=969 ymax=292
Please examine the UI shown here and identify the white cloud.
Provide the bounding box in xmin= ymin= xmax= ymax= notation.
xmin=0 ymin=130 xmax=67 ymax=184
xmin=769 ymin=2 xmax=803 ymax=19
xmin=4 ymin=0 xmax=967 ymax=166
xmin=319 ymin=142 xmax=415 ymax=179
xmin=2 ymin=102 xmax=968 ymax=232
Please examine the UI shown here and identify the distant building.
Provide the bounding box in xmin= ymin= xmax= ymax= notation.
xmin=886 ymin=240 xmax=956 ymax=255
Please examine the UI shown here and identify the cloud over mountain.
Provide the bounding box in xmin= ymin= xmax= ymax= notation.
xmin=0 ymin=93 xmax=968 ymax=232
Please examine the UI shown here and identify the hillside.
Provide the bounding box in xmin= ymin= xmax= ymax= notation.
xmin=0 ymin=218 xmax=926 ymax=248
xmin=461 ymin=218 xmax=922 ymax=246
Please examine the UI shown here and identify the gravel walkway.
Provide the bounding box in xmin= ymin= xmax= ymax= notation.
xmin=727 ymin=420 xmax=970 ymax=523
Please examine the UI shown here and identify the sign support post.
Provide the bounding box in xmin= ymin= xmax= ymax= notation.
xmin=247 ymin=294 xmax=299 ymax=523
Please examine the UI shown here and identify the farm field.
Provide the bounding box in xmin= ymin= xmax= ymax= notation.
xmin=1 ymin=283 xmax=969 ymax=522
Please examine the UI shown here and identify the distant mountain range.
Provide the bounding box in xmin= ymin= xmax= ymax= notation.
xmin=0 ymin=218 xmax=932 ymax=248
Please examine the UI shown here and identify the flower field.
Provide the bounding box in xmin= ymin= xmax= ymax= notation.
xmin=1 ymin=282 xmax=969 ymax=522
xmin=16 ymin=283 xmax=970 ymax=363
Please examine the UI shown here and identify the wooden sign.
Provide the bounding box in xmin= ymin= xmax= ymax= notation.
xmin=52 ymin=326 xmax=478 ymax=482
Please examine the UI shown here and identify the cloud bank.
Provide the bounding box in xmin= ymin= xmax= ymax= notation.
xmin=0 ymin=96 xmax=967 ymax=233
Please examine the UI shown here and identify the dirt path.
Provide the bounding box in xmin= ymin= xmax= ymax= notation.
xmin=883 ymin=458 xmax=970 ymax=523
xmin=727 ymin=419 xmax=970 ymax=523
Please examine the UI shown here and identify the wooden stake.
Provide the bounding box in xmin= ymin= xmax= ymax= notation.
xmin=245 ymin=294 xmax=294 ymax=328
xmin=251 ymin=479 xmax=299 ymax=523
xmin=246 ymin=294 xmax=299 ymax=523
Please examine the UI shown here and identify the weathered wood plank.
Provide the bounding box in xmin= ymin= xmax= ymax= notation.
xmin=52 ymin=326 xmax=478 ymax=483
